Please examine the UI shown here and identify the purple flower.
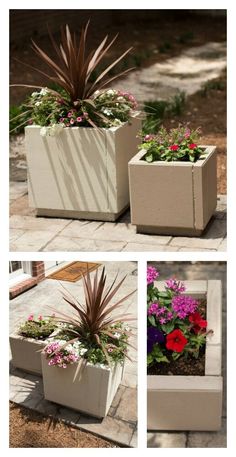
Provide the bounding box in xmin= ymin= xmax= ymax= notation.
xmin=171 ymin=295 xmax=198 ymax=319
xmin=165 ymin=278 xmax=186 ymax=294
xmin=147 ymin=302 xmax=159 ymax=316
xmin=147 ymin=326 xmax=165 ymax=353
xmin=147 ymin=266 xmax=159 ymax=285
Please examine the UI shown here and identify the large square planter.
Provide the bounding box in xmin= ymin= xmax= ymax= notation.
xmin=10 ymin=333 xmax=46 ymax=375
xmin=147 ymin=280 xmax=223 ymax=431
xmin=128 ymin=146 xmax=217 ymax=236
xmin=25 ymin=114 xmax=141 ymax=221
xmin=41 ymin=355 xmax=124 ymax=418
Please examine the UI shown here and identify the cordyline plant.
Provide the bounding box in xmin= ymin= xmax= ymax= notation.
xmin=45 ymin=267 xmax=136 ymax=369
xmin=139 ymin=125 xmax=205 ymax=163
xmin=147 ymin=266 xmax=212 ymax=366
xmin=11 ymin=21 xmax=138 ymax=132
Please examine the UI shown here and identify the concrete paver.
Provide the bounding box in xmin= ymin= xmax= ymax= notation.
xmin=9 ymin=182 xmax=226 ymax=252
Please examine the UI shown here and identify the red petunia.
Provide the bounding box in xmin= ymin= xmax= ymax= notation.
xmin=189 ymin=312 xmax=207 ymax=334
xmin=170 ymin=144 xmax=179 ymax=151
xmin=189 ymin=143 xmax=197 ymax=149
xmin=166 ymin=329 xmax=188 ymax=353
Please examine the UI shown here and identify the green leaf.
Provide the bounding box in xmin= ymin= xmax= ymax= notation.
xmin=147 ymin=353 xmax=153 ymax=365
xmin=161 ymin=321 xmax=175 ymax=334
xmin=148 ymin=315 xmax=156 ymax=326
xmin=172 ymin=351 xmax=182 ymax=361
xmin=145 ymin=153 xmax=153 ymax=163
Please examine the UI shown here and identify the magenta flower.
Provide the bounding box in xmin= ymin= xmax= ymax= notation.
xmin=147 ymin=266 xmax=159 ymax=285
xmin=172 ymin=295 xmax=198 ymax=319
xmin=76 ymin=116 xmax=83 ymax=122
xmin=27 ymin=314 xmax=34 ymax=321
xmin=165 ymin=278 xmax=186 ymax=294
xmin=147 ymin=302 xmax=159 ymax=316
xmin=70 ymin=118 xmax=75 ymax=125
xmin=67 ymin=112 xmax=73 ymax=118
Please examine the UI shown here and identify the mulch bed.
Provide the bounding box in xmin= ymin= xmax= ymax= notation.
xmin=9 ymin=402 xmax=118 ymax=448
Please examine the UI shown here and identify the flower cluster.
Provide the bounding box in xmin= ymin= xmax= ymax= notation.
xmin=147 ymin=266 xmax=159 ymax=285
xmin=19 ymin=314 xmax=57 ymax=340
xmin=139 ymin=125 xmax=205 ymax=163
xmin=147 ymin=266 xmax=209 ymax=365
xmin=25 ymin=87 xmax=138 ymax=136
xmin=44 ymin=341 xmax=79 ymax=368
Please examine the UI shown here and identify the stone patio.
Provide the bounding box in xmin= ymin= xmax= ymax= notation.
xmin=147 ymin=261 xmax=227 ymax=448
xmin=9 ymin=181 xmax=226 ymax=252
xmin=9 ymin=261 xmax=137 ymax=448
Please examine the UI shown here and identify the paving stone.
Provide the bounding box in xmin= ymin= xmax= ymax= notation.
xmin=86 ymin=221 xmax=172 ymax=245
xmin=9 ymin=228 xmax=26 ymax=242
xmin=217 ymin=238 xmax=227 ymax=251
xmin=115 ymin=387 xmax=137 ymax=423
xmin=57 ymin=406 xmax=81 ymax=425
xmin=9 ymin=214 xmax=70 ymax=232
xmin=121 ymin=373 xmax=137 ymax=389
xmin=129 ymin=429 xmax=137 ymax=447
xmin=34 ymin=398 xmax=61 ymax=416
xmin=9 ymin=181 xmax=28 ymax=200
xmin=110 ymin=385 xmax=126 ymax=411
xmin=43 ymin=236 xmax=127 ymax=252
xmin=147 ymin=432 xmax=187 ymax=448
xmin=58 ymin=220 xmax=106 ymax=238
xmin=187 ymin=419 xmax=227 ymax=447
xmin=170 ymin=220 xmax=226 ymax=250
xmin=10 ymin=195 xmax=35 ymax=216
xmin=10 ymin=230 xmax=56 ymax=251
xmin=122 ymin=243 xmax=178 ymax=252
xmin=77 ymin=415 xmax=135 ymax=447
xmin=178 ymin=247 xmax=216 ymax=251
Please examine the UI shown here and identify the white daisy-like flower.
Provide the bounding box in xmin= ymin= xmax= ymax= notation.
xmin=40 ymin=127 xmax=48 ymax=137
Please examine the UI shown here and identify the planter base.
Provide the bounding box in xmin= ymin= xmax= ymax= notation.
xmin=137 ymin=224 xmax=204 ymax=237
xmin=10 ymin=334 xmax=45 ymax=376
xmin=36 ymin=205 xmax=129 ymax=222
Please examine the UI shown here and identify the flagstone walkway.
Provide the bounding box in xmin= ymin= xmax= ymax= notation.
xmin=10 ymin=182 xmax=226 ymax=252
xmin=9 ymin=261 xmax=137 ymax=447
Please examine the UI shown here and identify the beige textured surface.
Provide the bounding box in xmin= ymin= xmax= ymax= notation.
xmin=26 ymin=115 xmax=141 ymax=220
xmin=129 ymin=146 xmax=217 ymax=235
xmin=41 ymin=355 xmax=124 ymax=418
xmin=10 ymin=334 xmax=46 ymax=375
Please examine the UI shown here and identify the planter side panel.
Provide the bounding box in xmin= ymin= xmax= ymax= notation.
xmin=42 ymin=356 xmax=123 ymax=417
xmin=129 ymin=162 xmax=195 ymax=229
xmin=147 ymin=378 xmax=223 ymax=431
xmin=26 ymin=127 xmax=108 ymax=213
xmin=193 ymin=147 xmax=217 ymax=230
xmin=107 ymin=116 xmax=141 ymax=213
xmin=10 ymin=335 xmax=45 ymax=375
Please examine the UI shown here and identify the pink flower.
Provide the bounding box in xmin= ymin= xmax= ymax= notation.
xmin=59 ymin=117 xmax=64 ymax=123
xmin=108 ymin=348 xmax=113 ymax=353
xmin=38 ymin=315 xmax=43 ymax=321
xmin=70 ymin=118 xmax=75 ymax=125
xmin=27 ymin=314 xmax=34 ymax=321
xmin=67 ymin=112 xmax=73 ymax=118
xmin=76 ymin=116 xmax=83 ymax=122
xmin=144 ymin=134 xmax=154 ymax=142
xmin=189 ymin=143 xmax=197 ymax=149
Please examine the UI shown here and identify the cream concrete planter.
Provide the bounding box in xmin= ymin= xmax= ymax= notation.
xmin=25 ymin=114 xmax=141 ymax=221
xmin=147 ymin=280 xmax=223 ymax=431
xmin=9 ymin=333 xmax=46 ymax=375
xmin=41 ymin=355 xmax=124 ymax=417
xmin=129 ymin=146 xmax=217 ymax=236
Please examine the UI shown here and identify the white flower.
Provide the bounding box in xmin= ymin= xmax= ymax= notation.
xmin=40 ymin=88 xmax=49 ymax=96
xmin=48 ymin=123 xmax=64 ymax=137
xmin=35 ymin=101 xmax=42 ymax=107
xmin=106 ymin=89 xmax=116 ymax=96
xmin=113 ymin=332 xmax=121 ymax=339
xmin=40 ymin=127 xmax=48 ymax=137
xmin=31 ymin=91 xmax=39 ymax=98
xmin=102 ymin=108 xmax=112 ymax=116
xmin=79 ymin=348 xmax=88 ymax=356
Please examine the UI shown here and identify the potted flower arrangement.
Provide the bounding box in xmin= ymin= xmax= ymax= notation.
xmin=128 ymin=125 xmax=217 ymax=236
xmin=41 ymin=267 xmax=136 ymax=418
xmin=11 ymin=22 xmax=141 ymax=221
xmin=10 ymin=314 xmax=57 ymax=375
xmin=147 ymin=266 xmax=223 ymax=431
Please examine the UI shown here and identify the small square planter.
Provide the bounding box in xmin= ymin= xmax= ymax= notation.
xmin=147 ymin=280 xmax=223 ymax=431
xmin=25 ymin=114 xmax=141 ymax=222
xmin=9 ymin=333 xmax=46 ymax=375
xmin=41 ymin=356 xmax=124 ymax=418
xmin=128 ymin=146 xmax=217 ymax=236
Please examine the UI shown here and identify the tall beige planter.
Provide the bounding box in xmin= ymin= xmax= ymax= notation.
xmin=10 ymin=333 xmax=46 ymax=375
xmin=41 ymin=355 xmax=124 ymax=417
xmin=129 ymin=146 xmax=217 ymax=236
xmin=147 ymin=280 xmax=223 ymax=431
xmin=25 ymin=114 xmax=141 ymax=221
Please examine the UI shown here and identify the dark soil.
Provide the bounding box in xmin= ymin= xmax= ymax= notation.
xmin=9 ymin=402 xmax=117 ymax=448
xmin=148 ymin=351 xmax=205 ymax=376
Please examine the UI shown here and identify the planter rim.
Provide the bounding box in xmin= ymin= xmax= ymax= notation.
xmin=41 ymin=352 xmax=124 ymax=372
xmin=10 ymin=332 xmax=51 ymax=345
xmin=25 ymin=111 xmax=140 ymax=134
xmin=129 ymin=145 xmax=216 ymax=168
